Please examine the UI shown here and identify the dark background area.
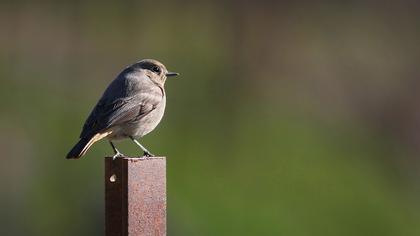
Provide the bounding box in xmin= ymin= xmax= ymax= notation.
xmin=1 ymin=1 xmax=420 ymax=235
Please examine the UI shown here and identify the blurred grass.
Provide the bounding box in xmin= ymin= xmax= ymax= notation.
xmin=1 ymin=1 xmax=420 ymax=236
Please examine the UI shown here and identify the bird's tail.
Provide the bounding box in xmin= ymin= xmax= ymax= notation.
xmin=66 ymin=131 xmax=113 ymax=159
xmin=66 ymin=137 xmax=94 ymax=159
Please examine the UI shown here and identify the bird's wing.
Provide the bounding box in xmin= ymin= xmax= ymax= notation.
xmin=79 ymin=76 xmax=163 ymax=138
xmin=106 ymin=97 xmax=158 ymax=126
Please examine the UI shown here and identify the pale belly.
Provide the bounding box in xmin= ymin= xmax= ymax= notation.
xmin=107 ymin=98 xmax=166 ymax=140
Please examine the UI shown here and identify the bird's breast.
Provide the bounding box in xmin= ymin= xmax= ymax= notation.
xmin=110 ymin=96 xmax=166 ymax=140
xmin=137 ymin=96 xmax=166 ymax=136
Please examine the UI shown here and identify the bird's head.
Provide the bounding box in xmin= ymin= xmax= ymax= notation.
xmin=131 ymin=59 xmax=178 ymax=86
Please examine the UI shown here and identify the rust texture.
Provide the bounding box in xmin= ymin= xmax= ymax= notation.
xmin=105 ymin=156 xmax=166 ymax=236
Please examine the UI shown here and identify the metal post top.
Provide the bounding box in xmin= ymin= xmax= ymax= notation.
xmin=105 ymin=156 xmax=166 ymax=162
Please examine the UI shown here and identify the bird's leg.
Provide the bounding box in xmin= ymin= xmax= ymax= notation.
xmin=129 ymin=136 xmax=155 ymax=157
xmin=109 ymin=141 xmax=124 ymax=160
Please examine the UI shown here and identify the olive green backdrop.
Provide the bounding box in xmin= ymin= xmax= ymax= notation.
xmin=1 ymin=1 xmax=420 ymax=235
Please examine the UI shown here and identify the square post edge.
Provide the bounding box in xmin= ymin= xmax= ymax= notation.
xmin=105 ymin=156 xmax=167 ymax=236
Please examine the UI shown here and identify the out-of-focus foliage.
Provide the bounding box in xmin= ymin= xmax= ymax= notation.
xmin=1 ymin=1 xmax=420 ymax=236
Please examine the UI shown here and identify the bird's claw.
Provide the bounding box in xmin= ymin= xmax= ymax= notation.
xmin=143 ymin=151 xmax=155 ymax=158
xmin=112 ymin=152 xmax=124 ymax=160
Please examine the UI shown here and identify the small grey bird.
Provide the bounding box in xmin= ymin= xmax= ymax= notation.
xmin=66 ymin=59 xmax=178 ymax=159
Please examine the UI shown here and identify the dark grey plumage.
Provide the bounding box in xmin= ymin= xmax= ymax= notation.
xmin=66 ymin=59 xmax=178 ymax=159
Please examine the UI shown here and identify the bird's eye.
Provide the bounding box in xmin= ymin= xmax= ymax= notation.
xmin=152 ymin=66 xmax=161 ymax=73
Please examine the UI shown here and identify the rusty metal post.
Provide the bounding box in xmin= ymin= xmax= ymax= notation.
xmin=105 ymin=156 xmax=166 ymax=236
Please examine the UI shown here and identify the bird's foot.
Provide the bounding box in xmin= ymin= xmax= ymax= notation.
xmin=143 ymin=151 xmax=155 ymax=159
xmin=112 ymin=152 xmax=124 ymax=160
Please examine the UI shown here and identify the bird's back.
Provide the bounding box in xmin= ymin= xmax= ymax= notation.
xmin=80 ymin=68 xmax=164 ymax=140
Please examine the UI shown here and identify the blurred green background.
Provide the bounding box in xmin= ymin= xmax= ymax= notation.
xmin=1 ymin=1 xmax=420 ymax=235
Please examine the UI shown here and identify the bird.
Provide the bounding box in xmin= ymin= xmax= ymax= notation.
xmin=66 ymin=59 xmax=178 ymax=159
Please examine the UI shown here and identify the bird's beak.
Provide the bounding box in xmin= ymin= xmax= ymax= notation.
xmin=166 ymin=72 xmax=179 ymax=77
